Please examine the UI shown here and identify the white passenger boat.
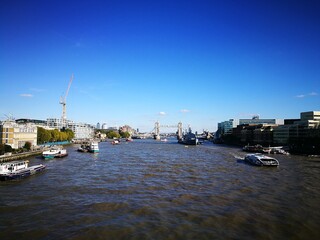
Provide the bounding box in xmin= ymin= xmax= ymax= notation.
xmin=42 ymin=147 xmax=68 ymax=159
xmin=88 ymin=142 xmax=99 ymax=153
xmin=244 ymin=153 xmax=279 ymax=166
xmin=0 ymin=160 xmax=46 ymax=181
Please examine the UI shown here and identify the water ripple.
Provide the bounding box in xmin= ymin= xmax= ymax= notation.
xmin=1 ymin=140 xmax=320 ymax=239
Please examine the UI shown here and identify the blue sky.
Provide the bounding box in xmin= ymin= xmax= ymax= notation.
xmin=1 ymin=0 xmax=319 ymax=132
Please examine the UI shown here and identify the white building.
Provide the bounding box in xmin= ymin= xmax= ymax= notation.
xmin=0 ymin=119 xmax=37 ymax=149
xmin=46 ymin=118 xmax=95 ymax=139
xmin=68 ymin=122 xmax=95 ymax=139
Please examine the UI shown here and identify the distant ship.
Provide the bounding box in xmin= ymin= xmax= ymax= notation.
xmin=178 ymin=127 xmax=199 ymax=145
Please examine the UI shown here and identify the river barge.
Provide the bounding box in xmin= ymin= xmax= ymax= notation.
xmin=0 ymin=160 xmax=46 ymax=181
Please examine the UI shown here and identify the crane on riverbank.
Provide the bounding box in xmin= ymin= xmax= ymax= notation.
xmin=60 ymin=74 xmax=74 ymax=129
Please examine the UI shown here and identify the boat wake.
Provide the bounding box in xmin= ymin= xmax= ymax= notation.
xmin=231 ymin=154 xmax=244 ymax=160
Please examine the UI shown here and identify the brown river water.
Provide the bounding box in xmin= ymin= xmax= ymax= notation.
xmin=0 ymin=139 xmax=320 ymax=240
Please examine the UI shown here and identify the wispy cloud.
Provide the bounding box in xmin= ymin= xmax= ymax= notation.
xmin=180 ymin=109 xmax=190 ymax=113
xmin=295 ymin=92 xmax=318 ymax=98
xmin=20 ymin=94 xmax=33 ymax=98
xmin=159 ymin=112 xmax=166 ymax=116
xmin=30 ymin=88 xmax=45 ymax=92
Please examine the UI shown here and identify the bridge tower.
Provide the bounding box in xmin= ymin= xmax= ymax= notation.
xmin=154 ymin=121 xmax=160 ymax=140
xmin=177 ymin=122 xmax=183 ymax=140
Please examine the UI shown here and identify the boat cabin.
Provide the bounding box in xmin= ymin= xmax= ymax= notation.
xmin=0 ymin=160 xmax=29 ymax=174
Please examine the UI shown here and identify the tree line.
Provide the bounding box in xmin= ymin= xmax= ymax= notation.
xmin=96 ymin=129 xmax=130 ymax=139
xmin=37 ymin=127 xmax=74 ymax=144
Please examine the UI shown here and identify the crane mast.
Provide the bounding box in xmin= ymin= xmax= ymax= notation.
xmin=60 ymin=73 xmax=74 ymax=129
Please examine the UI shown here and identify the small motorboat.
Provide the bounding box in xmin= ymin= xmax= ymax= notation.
xmin=42 ymin=147 xmax=68 ymax=159
xmin=244 ymin=153 xmax=279 ymax=166
xmin=0 ymin=160 xmax=46 ymax=181
xmin=111 ymin=140 xmax=120 ymax=145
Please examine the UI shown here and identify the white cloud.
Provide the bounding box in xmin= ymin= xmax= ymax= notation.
xmin=295 ymin=92 xmax=318 ymax=98
xmin=159 ymin=112 xmax=166 ymax=116
xmin=180 ymin=109 xmax=190 ymax=113
xmin=20 ymin=94 xmax=33 ymax=97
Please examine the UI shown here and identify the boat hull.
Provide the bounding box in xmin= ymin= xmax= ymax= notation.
xmin=88 ymin=150 xmax=99 ymax=153
xmin=0 ymin=164 xmax=46 ymax=181
xmin=42 ymin=149 xmax=68 ymax=159
xmin=178 ymin=139 xmax=198 ymax=145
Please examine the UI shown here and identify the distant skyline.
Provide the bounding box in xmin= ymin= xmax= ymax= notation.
xmin=1 ymin=0 xmax=319 ymax=132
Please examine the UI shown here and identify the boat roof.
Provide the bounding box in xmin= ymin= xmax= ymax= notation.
xmin=247 ymin=154 xmax=277 ymax=160
xmin=0 ymin=160 xmax=29 ymax=165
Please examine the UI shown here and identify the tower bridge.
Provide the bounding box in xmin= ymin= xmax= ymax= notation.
xmin=152 ymin=121 xmax=183 ymax=140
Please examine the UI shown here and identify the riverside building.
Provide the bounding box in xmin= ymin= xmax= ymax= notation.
xmin=273 ymin=111 xmax=320 ymax=145
xmin=216 ymin=111 xmax=320 ymax=146
xmin=216 ymin=116 xmax=284 ymax=140
xmin=0 ymin=119 xmax=37 ymax=149
xmin=46 ymin=118 xmax=95 ymax=139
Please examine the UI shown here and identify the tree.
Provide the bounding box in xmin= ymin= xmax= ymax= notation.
xmin=24 ymin=141 xmax=32 ymax=150
xmin=107 ymin=131 xmax=121 ymax=139
xmin=0 ymin=144 xmax=4 ymax=155
xmin=37 ymin=127 xmax=51 ymax=144
xmin=62 ymin=128 xmax=75 ymax=141
xmin=120 ymin=131 xmax=130 ymax=138
xmin=37 ymin=127 xmax=74 ymax=144
xmin=51 ymin=129 xmax=60 ymax=142
xmin=0 ymin=144 xmax=13 ymax=154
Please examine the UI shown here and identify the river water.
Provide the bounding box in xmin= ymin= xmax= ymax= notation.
xmin=1 ymin=139 xmax=320 ymax=239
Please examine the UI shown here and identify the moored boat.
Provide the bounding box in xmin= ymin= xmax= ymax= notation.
xmin=0 ymin=160 xmax=46 ymax=181
xmin=77 ymin=145 xmax=88 ymax=152
xmin=244 ymin=153 xmax=279 ymax=166
xmin=88 ymin=142 xmax=99 ymax=153
xmin=243 ymin=144 xmax=270 ymax=153
xmin=42 ymin=147 xmax=68 ymax=159
xmin=178 ymin=127 xmax=199 ymax=145
xmin=269 ymin=147 xmax=290 ymax=155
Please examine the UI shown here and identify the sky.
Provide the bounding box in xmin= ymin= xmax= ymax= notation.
xmin=1 ymin=0 xmax=319 ymax=132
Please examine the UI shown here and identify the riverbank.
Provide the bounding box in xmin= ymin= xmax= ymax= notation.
xmin=0 ymin=150 xmax=43 ymax=163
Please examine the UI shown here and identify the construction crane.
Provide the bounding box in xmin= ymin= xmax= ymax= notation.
xmin=60 ymin=73 xmax=74 ymax=129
